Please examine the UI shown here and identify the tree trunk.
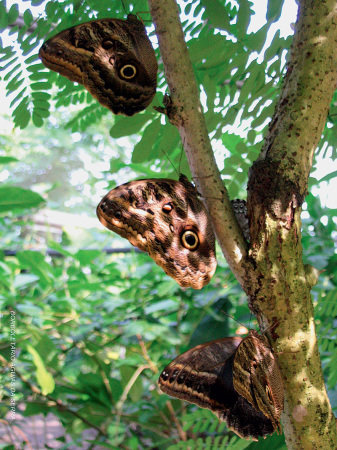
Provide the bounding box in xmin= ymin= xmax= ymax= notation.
xmin=247 ymin=1 xmax=337 ymax=447
xmin=148 ymin=0 xmax=337 ymax=448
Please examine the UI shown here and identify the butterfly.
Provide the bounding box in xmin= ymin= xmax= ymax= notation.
xmin=96 ymin=175 xmax=217 ymax=289
xmin=158 ymin=330 xmax=284 ymax=440
xmin=39 ymin=14 xmax=158 ymax=115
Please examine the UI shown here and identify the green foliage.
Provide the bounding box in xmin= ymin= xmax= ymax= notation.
xmin=0 ymin=203 xmax=251 ymax=446
xmin=26 ymin=344 xmax=55 ymax=395
xmin=0 ymin=0 xmax=295 ymax=176
xmin=0 ymin=0 xmax=337 ymax=448
xmin=0 ymin=186 xmax=44 ymax=212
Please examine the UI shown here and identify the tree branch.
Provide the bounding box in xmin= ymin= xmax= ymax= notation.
xmin=148 ymin=0 xmax=251 ymax=289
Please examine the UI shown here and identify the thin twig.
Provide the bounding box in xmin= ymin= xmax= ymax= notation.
xmin=82 ymin=346 xmax=114 ymax=404
xmin=116 ymin=364 xmax=150 ymax=412
xmin=136 ymin=334 xmax=158 ymax=374
xmin=114 ymin=364 xmax=150 ymax=444
xmin=136 ymin=335 xmax=188 ymax=439
xmin=165 ymin=401 xmax=187 ymax=441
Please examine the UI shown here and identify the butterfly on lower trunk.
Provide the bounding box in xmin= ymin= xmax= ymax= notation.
xmin=39 ymin=14 xmax=158 ymax=116
xmin=158 ymin=330 xmax=284 ymax=441
xmin=96 ymin=175 xmax=217 ymax=289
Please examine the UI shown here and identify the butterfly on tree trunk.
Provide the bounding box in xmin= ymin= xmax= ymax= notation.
xmin=39 ymin=14 xmax=158 ymax=116
xmin=158 ymin=330 xmax=284 ymax=441
xmin=96 ymin=175 xmax=217 ymax=289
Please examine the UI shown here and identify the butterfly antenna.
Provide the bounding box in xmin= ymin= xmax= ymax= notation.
xmin=120 ymin=0 xmax=128 ymax=15
xmin=222 ymin=312 xmax=249 ymax=334
xmin=178 ymin=143 xmax=184 ymax=175
xmin=260 ymin=319 xmax=280 ymax=337
xmin=160 ymin=148 xmax=179 ymax=178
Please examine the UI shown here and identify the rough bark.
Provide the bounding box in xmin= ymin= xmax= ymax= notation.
xmin=148 ymin=0 xmax=337 ymax=448
xmin=247 ymin=1 xmax=337 ymax=448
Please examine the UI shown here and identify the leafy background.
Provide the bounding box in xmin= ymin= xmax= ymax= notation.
xmin=0 ymin=0 xmax=337 ymax=448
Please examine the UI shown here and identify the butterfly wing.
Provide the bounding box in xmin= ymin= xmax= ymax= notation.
xmin=158 ymin=337 xmax=275 ymax=440
xmin=233 ymin=331 xmax=284 ymax=432
xmin=96 ymin=177 xmax=216 ymax=289
xmin=39 ymin=15 xmax=157 ymax=115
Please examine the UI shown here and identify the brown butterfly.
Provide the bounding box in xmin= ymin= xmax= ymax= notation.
xmin=96 ymin=175 xmax=217 ymax=289
xmin=158 ymin=330 xmax=284 ymax=440
xmin=39 ymin=14 xmax=158 ymax=116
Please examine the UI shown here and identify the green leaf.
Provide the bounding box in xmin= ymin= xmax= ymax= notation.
xmin=246 ymin=24 xmax=269 ymax=53
xmin=27 ymin=63 xmax=46 ymax=73
xmin=33 ymin=105 xmax=49 ymax=118
xmin=0 ymin=50 xmax=16 ymax=65
xmin=109 ymin=378 xmax=123 ymax=403
xmin=224 ymin=106 xmax=240 ymax=125
xmin=13 ymin=95 xmax=29 ymax=115
xmin=0 ymin=186 xmax=45 ymax=212
xmin=109 ymin=113 xmax=153 ymax=138
xmin=185 ymin=3 xmax=192 ymax=15
xmin=3 ymin=63 xmax=20 ymax=82
xmin=32 ymin=111 xmax=44 ymax=127
xmin=23 ymin=9 xmax=33 ymax=26
xmin=8 ymin=4 xmax=19 ymax=25
xmin=16 ymin=302 xmax=42 ymax=315
xmin=25 ymin=54 xmax=40 ymax=65
xmin=236 ymin=0 xmax=252 ymax=39
xmin=0 ymin=156 xmax=18 ymax=165
xmin=29 ymin=71 xmax=50 ymax=81
xmin=156 ymin=123 xmax=180 ymax=155
xmin=266 ymin=1 xmax=284 ymax=22
xmin=26 ymin=345 xmax=55 ymax=395
xmin=251 ymin=103 xmax=275 ymax=128
xmin=74 ymin=249 xmax=101 ymax=264
xmin=0 ymin=3 xmax=8 ymax=29
xmin=144 ymin=299 xmax=178 ymax=315
xmin=15 ymin=108 xmax=31 ymax=128
xmin=9 ymin=87 xmax=27 ymax=108
xmin=247 ymin=431 xmax=287 ymax=449
xmin=16 ymin=251 xmax=54 ymax=286
xmin=6 ymin=74 xmax=23 ymax=92
xmin=247 ymin=130 xmax=256 ymax=143
xmin=264 ymin=31 xmax=282 ymax=61
xmin=1 ymin=56 xmax=19 ymax=73
xmin=47 ymin=240 xmax=73 ymax=258
xmin=200 ymin=0 xmax=230 ymax=31
xmin=318 ymin=170 xmax=337 ymax=183
xmin=31 ymin=81 xmax=52 ymax=91
xmin=35 ymin=334 xmax=58 ymax=362
xmin=13 ymin=274 xmax=39 ymax=290
xmin=132 ymin=118 xmax=162 ymax=163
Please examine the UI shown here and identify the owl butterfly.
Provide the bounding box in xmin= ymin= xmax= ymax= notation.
xmin=158 ymin=330 xmax=284 ymax=441
xmin=39 ymin=14 xmax=158 ymax=116
xmin=96 ymin=175 xmax=216 ymax=289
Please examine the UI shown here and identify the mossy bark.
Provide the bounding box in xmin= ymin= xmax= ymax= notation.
xmin=247 ymin=1 xmax=337 ymax=447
